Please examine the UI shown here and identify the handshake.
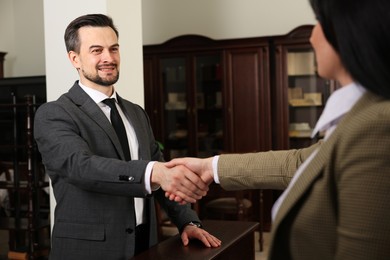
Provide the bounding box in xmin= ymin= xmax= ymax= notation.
xmin=151 ymin=157 xmax=215 ymax=204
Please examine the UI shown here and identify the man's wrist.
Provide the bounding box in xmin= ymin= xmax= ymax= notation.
xmin=150 ymin=162 xmax=163 ymax=186
xmin=181 ymin=221 xmax=202 ymax=233
xmin=146 ymin=161 xmax=159 ymax=193
xmin=187 ymin=221 xmax=202 ymax=228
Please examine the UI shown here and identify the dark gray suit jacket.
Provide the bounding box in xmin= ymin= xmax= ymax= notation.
xmin=34 ymin=82 xmax=199 ymax=260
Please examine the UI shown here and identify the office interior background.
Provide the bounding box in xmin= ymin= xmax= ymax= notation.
xmin=0 ymin=0 xmax=316 ymax=258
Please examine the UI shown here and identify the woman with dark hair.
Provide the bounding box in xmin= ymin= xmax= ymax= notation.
xmin=167 ymin=0 xmax=390 ymax=259
xmin=309 ymin=0 xmax=390 ymax=99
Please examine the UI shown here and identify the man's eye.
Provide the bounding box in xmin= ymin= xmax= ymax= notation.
xmin=92 ymin=49 xmax=102 ymax=54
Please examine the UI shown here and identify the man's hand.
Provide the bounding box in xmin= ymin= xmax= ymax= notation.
xmin=166 ymin=157 xmax=214 ymax=184
xmin=151 ymin=162 xmax=209 ymax=204
xmin=164 ymin=157 xmax=215 ymax=203
xmin=181 ymin=225 xmax=221 ymax=248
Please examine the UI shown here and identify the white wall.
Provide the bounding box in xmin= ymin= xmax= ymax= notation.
xmin=108 ymin=1 xmax=144 ymax=105
xmin=142 ymin=0 xmax=316 ymax=45
xmin=43 ymin=0 xmax=107 ymax=102
xmin=0 ymin=0 xmax=15 ymax=77
xmin=0 ymin=0 xmax=45 ymax=77
xmin=43 ymin=0 xmax=144 ymax=104
xmin=1 ymin=1 xmax=316 ymax=78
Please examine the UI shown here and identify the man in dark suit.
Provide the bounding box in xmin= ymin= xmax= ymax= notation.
xmin=34 ymin=14 xmax=220 ymax=260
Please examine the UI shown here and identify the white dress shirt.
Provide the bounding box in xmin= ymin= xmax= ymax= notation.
xmin=271 ymin=82 xmax=365 ymax=219
xmin=79 ymin=82 xmax=156 ymax=226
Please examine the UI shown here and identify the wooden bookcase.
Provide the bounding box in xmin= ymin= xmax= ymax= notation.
xmin=0 ymin=76 xmax=49 ymax=259
xmin=143 ymin=25 xmax=336 ymax=234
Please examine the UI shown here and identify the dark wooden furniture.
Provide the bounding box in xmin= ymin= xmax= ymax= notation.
xmin=142 ymin=32 xmax=265 ymax=238
xmin=143 ymin=35 xmax=270 ymax=249
xmin=202 ymin=186 xmax=253 ymax=221
xmin=143 ymin=25 xmax=337 ymax=247
xmin=143 ymin=35 xmax=271 ymax=161
xmin=132 ymin=220 xmax=259 ymax=260
xmin=0 ymin=76 xmax=46 ymax=161
xmin=0 ymin=76 xmax=49 ymax=259
xmin=0 ymin=52 xmax=6 ymax=78
xmin=271 ymin=25 xmax=339 ymax=150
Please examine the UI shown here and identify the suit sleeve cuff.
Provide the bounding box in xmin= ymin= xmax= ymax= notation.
xmin=212 ymin=155 xmax=220 ymax=184
xmin=145 ymin=161 xmax=159 ymax=193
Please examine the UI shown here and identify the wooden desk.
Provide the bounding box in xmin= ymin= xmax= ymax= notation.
xmin=131 ymin=220 xmax=259 ymax=260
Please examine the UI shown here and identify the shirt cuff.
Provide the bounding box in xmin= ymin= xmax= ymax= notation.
xmin=212 ymin=155 xmax=220 ymax=184
xmin=145 ymin=161 xmax=159 ymax=193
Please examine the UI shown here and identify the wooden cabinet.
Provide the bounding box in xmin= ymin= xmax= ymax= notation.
xmin=224 ymin=44 xmax=271 ymax=153
xmin=144 ymin=36 xmax=271 ymax=237
xmin=0 ymin=76 xmax=46 ymax=161
xmin=153 ymin=53 xmax=223 ymax=159
xmin=143 ymin=26 xmax=334 ymax=232
xmin=143 ymin=36 xmax=272 ymax=159
xmin=271 ymin=25 xmax=339 ymax=150
xmin=143 ymin=26 xmax=331 ymax=159
xmin=0 ymin=76 xmax=49 ymax=258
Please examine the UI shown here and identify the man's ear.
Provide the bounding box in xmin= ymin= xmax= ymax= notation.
xmin=68 ymin=51 xmax=80 ymax=69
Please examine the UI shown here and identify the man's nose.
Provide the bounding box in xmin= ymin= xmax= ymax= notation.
xmin=101 ymin=49 xmax=115 ymax=62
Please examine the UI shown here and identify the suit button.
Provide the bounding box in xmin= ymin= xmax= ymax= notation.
xmin=119 ymin=175 xmax=135 ymax=182
xmin=125 ymin=228 xmax=134 ymax=234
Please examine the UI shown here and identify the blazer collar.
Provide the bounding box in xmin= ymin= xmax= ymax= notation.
xmin=272 ymin=91 xmax=380 ymax=233
xmin=66 ymin=82 xmax=128 ymax=160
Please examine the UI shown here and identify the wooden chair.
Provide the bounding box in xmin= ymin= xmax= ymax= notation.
xmin=0 ymin=160 xmax=50 ymax=258
xmin=197 ymin=184 xmax=263 ymax=251
xmin=203 ymin=190 xmax=253 ymax=221
xmin=154 ymin=202 xmax=179 ymax=242
xmin=198 ymin=184 xmax=253 ymax=220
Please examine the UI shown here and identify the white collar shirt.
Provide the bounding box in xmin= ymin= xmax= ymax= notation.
xmin=271 ymin=82 xmax=366 ymax=220
xmin=79 ymin=82 xmax=147 ymax=226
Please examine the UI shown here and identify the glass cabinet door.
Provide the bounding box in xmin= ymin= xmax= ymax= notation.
xmin=161 ymin=57 xmax=188 ymax=159
xmin=160 ymin=54 xmax=224 ymax=159
xmin=195 ymin=55 xmax=223 ymax=158
xmin=286 ymin=48 xmax=332 ymax=148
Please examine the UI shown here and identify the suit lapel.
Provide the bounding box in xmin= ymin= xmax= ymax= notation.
xmin=272 ymin=92 xmax=378 ymax=232
xmin=66 ymin=83 xmax=126 ymax=160
xmin=272 ymin=139 xmax=330 ymax=229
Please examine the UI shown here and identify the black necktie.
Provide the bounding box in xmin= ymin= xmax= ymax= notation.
xmin=103 ymin=98 xmax=131 ymax=161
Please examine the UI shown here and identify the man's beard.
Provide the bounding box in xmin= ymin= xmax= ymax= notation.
xmin=82 ymin=67 xmax=120 ymax=86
